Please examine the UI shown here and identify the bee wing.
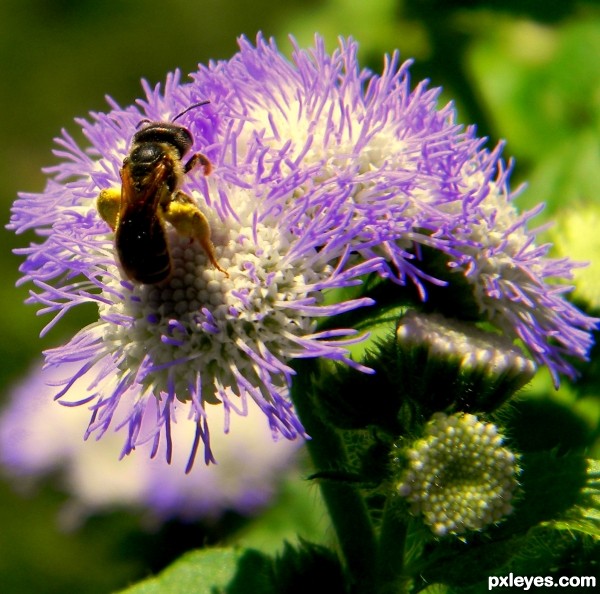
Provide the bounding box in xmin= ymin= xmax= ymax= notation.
xmin=118 ymin=161 xmax=169 ymax=223
xmin=115 ymin=160 xmax=172 ymax=283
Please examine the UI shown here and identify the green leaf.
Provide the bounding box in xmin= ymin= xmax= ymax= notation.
xmin=117 ymin=547 xmax=274 ymax=594
xmin=117 ymin=540 xmax=349 ymax=594
xmin=502 ymin=452 xmax=588 ymax=532
xmin=546 ymin=458 xmax=600 ymax=538
xmin=272 ymin=540 xmax=348 ymax=594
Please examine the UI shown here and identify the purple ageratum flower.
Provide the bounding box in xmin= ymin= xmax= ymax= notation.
xmin=9 ymin=34 xmax=595 ymax=468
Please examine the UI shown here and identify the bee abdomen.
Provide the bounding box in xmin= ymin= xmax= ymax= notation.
xmin=115 ymin=218 xmax=171 ymax=284
xmin=127 ymin=255 xmax=171 ymax=284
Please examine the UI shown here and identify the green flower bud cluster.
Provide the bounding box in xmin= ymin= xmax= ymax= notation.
xmin=397 ymin=412 xmax=519 ymax=536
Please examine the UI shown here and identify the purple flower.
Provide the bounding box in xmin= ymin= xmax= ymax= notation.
xmin=0 ymin=362 xmax=300 ymax=523
xmin=9 ymin=34 xmax=595 ymax=467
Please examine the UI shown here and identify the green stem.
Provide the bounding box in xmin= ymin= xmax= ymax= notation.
xmin=290 ymin=360 xmax=377 ymax=592
xmin=376 ymin=496 xmax=410 ymax=593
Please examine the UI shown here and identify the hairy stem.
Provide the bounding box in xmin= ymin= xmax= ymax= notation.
xmin=290 ymin=360 xmax=378 ymax=592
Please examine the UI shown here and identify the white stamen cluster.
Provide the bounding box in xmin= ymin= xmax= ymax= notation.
xmin=99 ymin=216 xmax=327 ymax=405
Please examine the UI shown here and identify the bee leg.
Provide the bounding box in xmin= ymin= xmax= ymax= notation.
xmin=96 ymin=188 xmax=121 ymax=231
xmin=184 ymin=153 xmax=212 ymax=176
xmin=163 ymin=192 xmax=229 ymax=277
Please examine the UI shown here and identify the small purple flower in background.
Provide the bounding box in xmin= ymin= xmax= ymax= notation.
xmin=8 ymin=34 xmax=595 ymax=469
xmin=0 ymin=362 xmax=300 ymax=524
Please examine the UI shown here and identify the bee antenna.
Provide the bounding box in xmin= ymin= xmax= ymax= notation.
xmin=172 ymin=100 xmax=210 ymax=123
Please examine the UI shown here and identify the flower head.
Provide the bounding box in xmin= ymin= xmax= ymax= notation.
xmin=9 ymin=34 xmax=595 ymax=467
xmin=396 ymin=412 xmax=519 ymax=536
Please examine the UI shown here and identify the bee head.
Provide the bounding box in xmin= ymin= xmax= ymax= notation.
xmin=131 ymin=101 xmax=210 ymax=159
xmin=132 ymin=123 xmax=193 ymax=159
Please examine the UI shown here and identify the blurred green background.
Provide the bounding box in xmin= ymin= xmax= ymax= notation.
xmin=1 ymin=0 xmax=599 ymax=592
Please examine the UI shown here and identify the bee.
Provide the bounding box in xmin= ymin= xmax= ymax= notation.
xmin=96 ymin=101 xmax=228 ymax=284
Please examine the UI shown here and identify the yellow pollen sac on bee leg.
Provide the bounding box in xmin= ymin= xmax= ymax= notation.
xmin=96 ymin=188 xmax=121 ymax=231
xmin=163 ymin=194 xmax=229 ymax=277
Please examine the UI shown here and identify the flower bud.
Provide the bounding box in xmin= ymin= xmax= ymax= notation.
xmin=396 ymin=412 xmax=519 ymax=536
xmin=396 ymin=311 xmax=536 ymax=412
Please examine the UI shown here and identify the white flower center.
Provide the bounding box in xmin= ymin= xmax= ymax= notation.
xmin=98 ymin=184 xmax=330 ymax=405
